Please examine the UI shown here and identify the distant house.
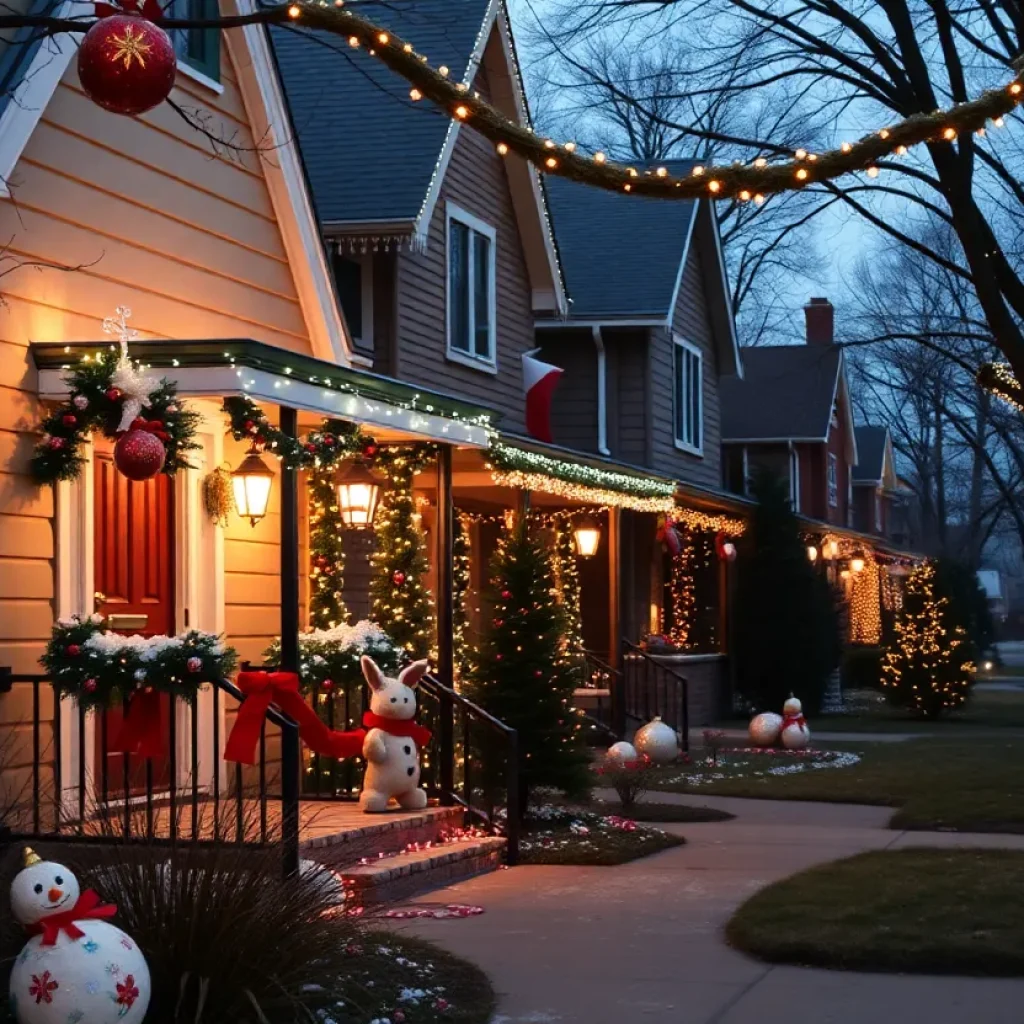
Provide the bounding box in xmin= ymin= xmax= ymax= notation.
xmin=719 ymin=297 xmax=857 ymax=526
xmin=852 ymin=425 xmax=909 ymax=541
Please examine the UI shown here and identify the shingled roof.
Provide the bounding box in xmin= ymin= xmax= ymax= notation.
xmin=853 ymin=425 xmax=889 ymax=483
xmin=720 ymin=345 xmax=843 ymax=441
xmin=270 ymin=0 xmax=492 ymax=228
xmin=544 ymin=162 xmax=698 ymax=320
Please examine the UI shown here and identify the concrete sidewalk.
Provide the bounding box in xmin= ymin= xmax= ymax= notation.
xmin=390 ymin=795 xmax=1024 ymax=1024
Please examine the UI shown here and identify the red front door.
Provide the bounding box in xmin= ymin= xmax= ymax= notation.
xmin=93 ymin=438 xmax=175 ymax=794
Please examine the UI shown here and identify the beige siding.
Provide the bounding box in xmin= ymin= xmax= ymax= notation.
xmin=394 ymin=61 xmax=534 ymax=432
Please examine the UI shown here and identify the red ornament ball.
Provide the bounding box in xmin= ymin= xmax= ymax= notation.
xmin=321 ymin=679 xmax=334 ymax=692
xmin=105 ymin=387 xmax=122 ymax=402
xmin=501 ymin=589 xmax=512 ymax=600
xmin=186 ymin=656 xmax=202 ymax=673
xmin=83 ymin=678 xmax=97 ymax=693
xmin=62 ymin=413 xmax=78 ymax=428
xmin=66 ymin=644 xmax=81 ymax=656
xmin=362 ymin=442 xmax=379 ymax=460
xmin=48 ymin=437 xmax=65 ymax=450
xmin=493 ymin=618 xmax=504 ymax=628
xmin=77 ymin=13 xmax=176 ymax=116
xmin=534 ymin=670 xmax=543 ymax=677
xmin=392 ymin=570 xmax=406 ymax=586
xmin=114 ymin=426 xmax=166 ymax=481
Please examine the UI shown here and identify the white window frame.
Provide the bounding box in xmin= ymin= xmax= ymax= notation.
xmin=828 ymin=452 xmax=839 ymax=507
xmin=789 ymin=445 xmax=801 ymax=512
xmin=672 ymin=334 xmax=704 ymax=456
xmin=342 ymin=252 xmax=374 ymax=346
xmin=445 ymin=202 xmax=498 ymax=372
xmin=874 ymin=490 xmax=883 ymax=533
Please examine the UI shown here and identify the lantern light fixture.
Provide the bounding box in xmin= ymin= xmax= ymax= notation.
xmin=850 ymin=554 xmax=866 ymax=573
xmin=573 ymin=515 xmax=601 ymax=558
xmin=826 ymin=539 xmax=840 ymax=560
xmin=335 ymin=459 xmax=382 ymax=528
xmin=232 ymin=445 xmax=275 ymax=528
xmin=807 ymin=545 xmax=818 ymax=563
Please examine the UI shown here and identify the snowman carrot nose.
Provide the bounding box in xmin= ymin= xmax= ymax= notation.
xmin=47 ymin=887 xmax=63 ymax=903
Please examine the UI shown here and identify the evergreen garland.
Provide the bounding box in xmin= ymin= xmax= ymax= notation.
xmin=368 ymin=445 xmax=437 ymax=660
xmin=550 ymin=516 xmax=586 ymax=684
xmin=309 ymin=467 xmax=348 ymax=629
xmin=453 ymin=512 xmax=473 ymax=679
xmin=464 ymin=519 xmax=591 ymax=813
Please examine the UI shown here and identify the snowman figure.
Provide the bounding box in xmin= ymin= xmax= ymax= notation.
xmin=358 ymin=656 xmax=433 ymax=813
xmin=780 ymin=695 xmax=811 ymax=750
xmin=8 ymin=848 xmax=150 ymax=1024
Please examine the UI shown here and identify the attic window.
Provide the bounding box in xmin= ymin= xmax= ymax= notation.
xmin=828 ymin=453 xmax=839 ymax=507
xmin=171 ymin=0 xmax=220 ymax=85
xmin=672 ymin=335 xmax=703 ymax=456
xmin=446 ymin=202 xmax=496 ymax=370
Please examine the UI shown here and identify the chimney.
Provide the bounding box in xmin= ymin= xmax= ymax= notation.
xmin=804 ymin=297 xmax=834 ymax=346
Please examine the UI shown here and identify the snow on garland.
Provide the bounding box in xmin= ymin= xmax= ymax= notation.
xmin=264 ymin=620 xmax=402 ymax=698
xmin=30 ymin=308 xmax=201 ymax=485
xmin=42 ymin=614 xmax=237 ymax=710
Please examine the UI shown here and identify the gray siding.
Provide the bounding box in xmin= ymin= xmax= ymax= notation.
xmin=393 ymin=60 xmax=534 ymax=433
xmin=609 ymin=328 xmax=650 ymax=465
xmin=537 ymin=328 xmax=600 ymax=453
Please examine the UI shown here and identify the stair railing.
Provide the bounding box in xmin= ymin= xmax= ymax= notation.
xmin=619 ymin=641 xmax=690 ymax=751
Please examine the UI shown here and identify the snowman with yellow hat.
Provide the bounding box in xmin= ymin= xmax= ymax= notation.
xmin=8 ymin=848 xmax=150 ymax=1024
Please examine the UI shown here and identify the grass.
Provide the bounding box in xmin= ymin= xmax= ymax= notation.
xmin=650 ymin=737 xmax=1024 ymax=833
xmin=519 ymin=806 xmax=685 ymax=865
xmin=726 ymin=848 xmax=1024 ymax=977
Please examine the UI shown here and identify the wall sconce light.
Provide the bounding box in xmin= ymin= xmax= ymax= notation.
xmin=850 ymin=554 xmax=866 ymax=573
xmin=573 ymin=515 xmax=601 ymax=558
xmin=231 ymin=445 xmax=274 ymax=527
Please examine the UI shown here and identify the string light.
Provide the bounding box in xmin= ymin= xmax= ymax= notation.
xmin=671 ymin=506 xmax=746 ymax=535
xmin=496 ymin=142 xmax=508 ymax=155
xmin=849 ymin=560 xmax=882 ymax=644
xmin=978 ymin=362 xmax=1024 ymax=411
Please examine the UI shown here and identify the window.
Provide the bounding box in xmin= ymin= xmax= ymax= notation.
xmin=446 ymin=203 xmax=496 ymax=368
xmin=171 ymin=0 xmax=220 ymax=85
xmin=828 ymin=453 xmax=839 ymax=507
xmin=874 ymin=492 xmax=883 ymax=533
xmin=332 ymin=252 xmax=373 ymax=346
xmin=789 ymin=447 xmax=801 ymax=512
xmin=673 ymin=336 xmax=703 ymax=455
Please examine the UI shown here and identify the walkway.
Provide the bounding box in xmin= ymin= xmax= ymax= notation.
xmin=390 ymin=793 xmax=1024 ymax=1024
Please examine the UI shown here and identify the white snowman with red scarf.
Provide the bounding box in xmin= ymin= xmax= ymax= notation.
xmin=780 ymin=695 xmax=811 ymax=750
xmin=8 ymin=848 xmax=150 ymax=1024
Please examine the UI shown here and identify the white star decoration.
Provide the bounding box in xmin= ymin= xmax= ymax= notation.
xmin=103 ymin=306 xmax=157 ymax=431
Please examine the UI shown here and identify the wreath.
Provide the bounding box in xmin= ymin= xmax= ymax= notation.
xmin=31 ymin=308 xmax=200 ymax=485
xmin=42 ymin=614 xmax=238 ymax=712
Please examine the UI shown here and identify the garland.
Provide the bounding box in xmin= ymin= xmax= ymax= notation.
xmin=31 ymin=309 xmax=200 ymax=484
xmin=309 ymin=467 xmax=348 ymax=629
xmin=453 ymin=512 xmax=473 ymax=679
xmin=42 ymin=615 xmax=237 ymax=711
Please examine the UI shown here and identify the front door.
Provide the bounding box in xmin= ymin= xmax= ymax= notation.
xmin=93 ymin=438 xmax=175 ymax=795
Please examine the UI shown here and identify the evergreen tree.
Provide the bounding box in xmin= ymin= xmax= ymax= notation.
xmin=368 ymin=450 xmax=434 ymax=659
xmin=734 ymin=471 xmax=840 ymax=713
xmin=881 ymin=561 xmax=975 ymax=716
xmin=464 ymin=520 xmax=591 ymax=813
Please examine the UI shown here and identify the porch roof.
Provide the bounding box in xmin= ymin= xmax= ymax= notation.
xmin=800 ymin=516 xmax=922 ymax=562
xmin=30 ymin=339 xmax=496 ymax=448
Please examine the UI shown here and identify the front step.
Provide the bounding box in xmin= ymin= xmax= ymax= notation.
xmin=302 ymin=805 xmax=465 ymax=866
xmin=342 ymin=835 xmax=507 ymax=905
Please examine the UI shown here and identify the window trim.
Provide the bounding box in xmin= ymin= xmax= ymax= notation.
xmin=828 ymin=452 xmax=839 ymax=507
xmin=333 ymin=251 xmax=374 ymax=347
xmin=672 ymin=334 xmax=704 ymax=457
xmin=445 ymin=201 xmax=497 ymax=372
xmin=874 ymin=490 xmax=882 ymax=533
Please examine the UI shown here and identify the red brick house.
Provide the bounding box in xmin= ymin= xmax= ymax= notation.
xmin=852 ymin=425 xmax=908 ymax=540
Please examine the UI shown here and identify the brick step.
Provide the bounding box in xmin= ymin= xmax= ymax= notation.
xmin=302 ymin=806 xmax=466 ymax=866
xmin=342 ymin=836 xmax=507 ymax=905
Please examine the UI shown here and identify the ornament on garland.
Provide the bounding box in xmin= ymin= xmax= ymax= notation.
xmin=9 ymin=849 xmax=151 ymax=1024
xmin=78 ymin=0 xmax=176 ymax=117
xmin=30 ymin=307 xmax=200 ymax=486
xmin=202 ymin=465 xmax=233 ymax=527
xmin=657 ymin=516 xmax=682 ymax=556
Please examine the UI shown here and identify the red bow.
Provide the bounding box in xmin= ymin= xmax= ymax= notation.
xmin=94 ymin=0 xmax=163 ymax=20
xmin=28 ymin=890 xmax=117 ymax=946
xmin=112 ymin=688 xmax=164 ymax=759
xmin=128 ymin=417 xmax=170 ymax=442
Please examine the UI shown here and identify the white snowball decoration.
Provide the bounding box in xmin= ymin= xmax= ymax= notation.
xmin=606 ymin=741 xmax=639 ymax=762
xmin=782 ymin=696 xmax=803 ymax=717
xmin=780 ymin=696 xmax=810 ymax=750
xmin=9 ymin=849 xmax=150 ymax=1024
xmin=748 ymin=711 xmax=783 ymax=747
xmin=633 ymin=717 xmax=679 ymax=763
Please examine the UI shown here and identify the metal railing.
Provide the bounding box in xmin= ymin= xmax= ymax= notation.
xmin=577 ymin=650 xmax=620 ymax=739
xmin=620 ymin=641 xmax=690 ymax=750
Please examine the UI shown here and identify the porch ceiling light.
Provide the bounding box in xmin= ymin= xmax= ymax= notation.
xmin=335 ymin=459 xmax=381 ymax=528
xmin=573 ymin=515 xmax=601 ymax=558
xmin=232 ymin=446 xmax=275 ymax=527
xmin=807 ymin=545 xmax=818 ymax=562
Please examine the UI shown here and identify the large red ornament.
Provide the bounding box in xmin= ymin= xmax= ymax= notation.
xmin=114 ymin=427 xmax=165 ymax=480
xmin=392 ymin=570 xmax=406 ymax=587
xmin=78 ymin=11 xmax=176 ymax=116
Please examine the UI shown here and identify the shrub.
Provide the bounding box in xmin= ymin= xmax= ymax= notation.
xmin=594 ymin=753 xmax=655 ymax=809
xmin=842 ymin=646 xmax=884 ymax=691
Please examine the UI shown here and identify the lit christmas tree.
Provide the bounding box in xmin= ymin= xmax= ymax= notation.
xmin=881 ymin=560 xmax=975 ymax=717
xmin=368 ymin=447 xmax=435 ymax=659
xmin=464 ymin=519 xmax=591 ymax=813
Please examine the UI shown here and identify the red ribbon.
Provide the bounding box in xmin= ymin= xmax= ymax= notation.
xmin=223 ymin=672 xmax=433 ymax=765
xmin=111 ymin=688 xmax=164 ymax=759
xmin=782 ymin=713 xmax=807 ymax=732
xmin=128 ymin=417 xmax=170 ymax=442
xmin=28 ymin=890 xmax=117 ymax=946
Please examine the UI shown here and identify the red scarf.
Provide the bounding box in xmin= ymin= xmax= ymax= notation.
xmin=331 ymin=711 xmax=433 ymax=758
xmin=782 ymin=713 xmax=807 ymax=731
xmin=28 ymin=890 xmax=117 ymax=946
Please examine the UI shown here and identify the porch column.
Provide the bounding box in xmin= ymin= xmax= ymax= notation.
xmin=435 ymin=444 xmax=455 ymax=803
xmin=278 ymin=405 xmax=300 ymax=876
xmin=517 ymin=488 xmax=531 ymax=521
xmin=608 ymin=507 xmax=625 ymax=736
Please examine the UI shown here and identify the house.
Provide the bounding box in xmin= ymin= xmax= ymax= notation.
xmin=720 ymin=297 xmax=858 ymax=525
xmin=852 ymin=425 xmax=906 ymax=541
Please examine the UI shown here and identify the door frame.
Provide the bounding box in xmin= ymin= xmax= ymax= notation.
xmin=55 ymin=399 xmax=227 ymax=815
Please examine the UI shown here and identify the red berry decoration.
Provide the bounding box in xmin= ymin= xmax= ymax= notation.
xmin=66 ymin=644 xmax=81 ymax=656
xmin=48 ymin=437 xmax=65 ymax=450
xmin=105 ymin=387 xmax=122 ymax=402
xmin=493 ymin=618 xmax=504 ymax=628
xmin=321 ymin=679 xmax=334 ymax=692
xmin=62 ymin=413 xmax=77 ymax=428
xmin=392 ymin=570 xmax=406 ymax=587
xmin=77 ymin=12 xmax=176 ymax=116
xmin=114 ymin=426 xmax=165 ymax=481
xmin=186 ymin=656 xmax=202 ymax=673
xmin=361 ymin=442 xmax=378 ymax=460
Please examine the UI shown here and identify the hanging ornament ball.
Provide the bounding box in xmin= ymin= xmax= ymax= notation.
xmin=83 ymin=678 xmax=97 ymax=693
xmin=633 ymin=717 xmax=679 ymax=763
xmin=77 ymin=13 xmax=176 ymax=116
xmin=61 ymin=414 xmax=77 ymax=428
xmin=105 ymin=387 xmax=122 ymax=402
xmin=72 ymin=395 xmax=89 ymax=411
xmin=748 ymin=711 xmax=784 ymax=747
xmin=362 ymin=442 xmax=379 ymax=460
xmin=114 ymin=427 xmax=165 ymax=481
xmin=66 ymin=644 xmax=81 ymax=657
xmin=606 ymin=741 xmax=639 ymax=762
xmin=186 ymin=657 xmax=202 ymax=674
xmin=392 ymin=570 xmax=406 ymax=586
xmin=501 ymin=589 xmax=512 ymax=600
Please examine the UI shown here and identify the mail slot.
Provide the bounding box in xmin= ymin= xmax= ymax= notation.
xmin=107 ymin=614 xmax=149 ymax=631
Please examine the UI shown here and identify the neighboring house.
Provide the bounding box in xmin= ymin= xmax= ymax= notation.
xmin=977 ymin=569 xmax=1007 ymax=622
xmin=852 ymin=425 xmax=906 ymax=541
xmin=720 ymin=297 xmax=858 ymax=527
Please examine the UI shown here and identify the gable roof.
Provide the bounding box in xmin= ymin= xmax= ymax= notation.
xmin=271 ymin=0 xmax=492 ymax=231
xmin=543 ymin=160 xmax=698 ymax=320
xmin=720 ymin=345 xmax=844 ymax=442
xmin=853 ymin=425 xmax=889 ymax=483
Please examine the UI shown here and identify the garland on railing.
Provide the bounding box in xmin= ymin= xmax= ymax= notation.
xmin=42 ymin=615 xmax=236 ymax=711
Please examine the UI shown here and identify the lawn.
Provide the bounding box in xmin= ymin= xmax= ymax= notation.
xmin=650 ymin=737 xmax=1024 ymax=833
xmin=727 ymin=848 xmax=1024 ymax=976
